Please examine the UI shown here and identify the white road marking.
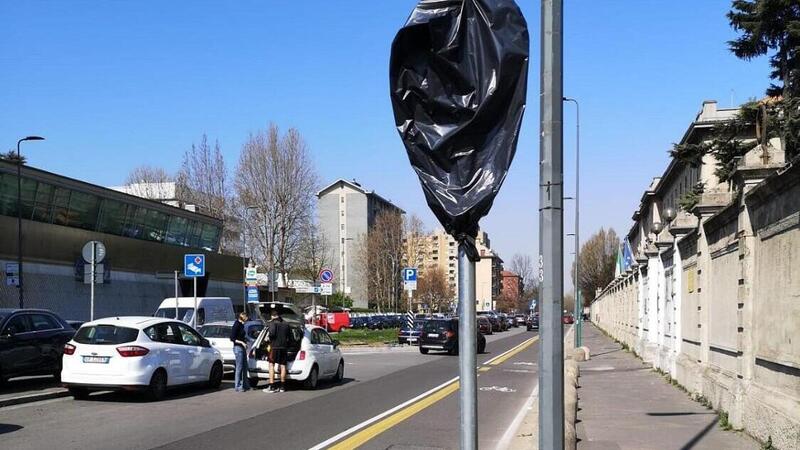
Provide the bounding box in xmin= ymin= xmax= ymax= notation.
xmin=513 ymin=362 xmax=536 ymax=366
xmin=308 ymin=375 xmax=460 ymax=450
xmin=503 ymin=369 xmax=536 ymax=374
xmin=495 ymin=382 xmax=539 ymax=450
xmin=480 ymin=386 xmax=517 ymax=393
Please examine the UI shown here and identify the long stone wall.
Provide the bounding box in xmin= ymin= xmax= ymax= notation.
xmin=590 ymin=162 xmax=800 ymax=450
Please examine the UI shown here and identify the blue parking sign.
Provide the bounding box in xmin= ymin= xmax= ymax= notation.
xmin=247 ymin=286 xmax=259 ymax=303
xmin=184 ymin=254 xmax=205 ymax=278
xmin=402 ymin=267 xmax=417 ymax=282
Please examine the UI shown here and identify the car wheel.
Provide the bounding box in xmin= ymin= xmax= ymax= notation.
xmin=419 ymin=347 xmax=429 ymax=355
xmin=478 ymin=342 xmax=486 ymax=354
xmin=147 ymin=369 xmax=168 ymax=401
xmin=448 ymin=346 xmax=459 ymax=356
xmin=69 ymin=387 xmax=89 ymax=400
xmin=304 ymin=365 xmax=319 ymax=390
xmin=248 ymin=377 xmax=260 ymax=388
xmin=334 ymin=360 xmax=344 ymax=383
xmin=208 ymin=362 xmax=223 ymax=389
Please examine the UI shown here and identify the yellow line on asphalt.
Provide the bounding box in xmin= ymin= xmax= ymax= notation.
xmin=328 ymin=380 xmax=461 ymax=450
xmin=489 ymin=336 xmax=538 ymax=366
xmin=325 ymin=335 xmax=540 ymax=449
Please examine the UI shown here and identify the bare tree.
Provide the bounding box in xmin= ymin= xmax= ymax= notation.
xmin=416 ymin=266 xmax=452 ymax=312
xmin=402 ymin=214 xmax=427 ymax=270
xmin=123 ymin=165 xmax=173 ymax=199
xmin=294 ymin=219 xmax=334 ymax=283
xmin=235 ymin=124 xmax=318 ymax=286
xmin=358 ymin=210 xmax=404 ymax=312
xmin=176 ymin=135 xmax=232 ymax=253
xmin=508 ymin=253 xmax=537 ymax=302
xmin=571 ymin=227 xmax=619 ymax=304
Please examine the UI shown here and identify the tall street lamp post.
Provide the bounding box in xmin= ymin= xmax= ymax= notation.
xmin=563 ymin=96 xmax=581 ymax=347
xmin=16 ymin=136 xmax=45 ymax=309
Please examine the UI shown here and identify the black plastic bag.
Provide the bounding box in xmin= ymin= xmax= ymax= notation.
xmin=390 ymin=0 xmax=529 ymax=261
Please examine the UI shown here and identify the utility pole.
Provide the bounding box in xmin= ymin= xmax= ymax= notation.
xmin=15 ymin=135 xmax=44 ymax=309
xmin=564 ymin=96 xmax=582 ymax=347
xmin=458 ymin=247 xmax=477 ymax=450
xmin=539 ymin=0 xmax=565 ymax=449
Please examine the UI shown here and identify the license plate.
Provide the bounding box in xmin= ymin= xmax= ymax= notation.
xmin=82 ymin=356 xmax=110 ymax=364
xmin=427 ymin=333 xmax=439 ymax=338
xmin=408 ymin=337 xmax=418 ymax=341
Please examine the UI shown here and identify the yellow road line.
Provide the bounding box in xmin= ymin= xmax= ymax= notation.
xmin=489 ymin=336 xmax=538 ymax=366
xmin=323 ymin=335 xmax=540 ymax=449
xmin=329 ymin=380 xmax=461 ymax=450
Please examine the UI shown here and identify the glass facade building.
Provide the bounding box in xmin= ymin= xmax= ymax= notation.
xmin=0 ymin=169 xmax=221 ymax=252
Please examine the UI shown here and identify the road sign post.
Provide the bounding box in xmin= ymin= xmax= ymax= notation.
xmin=82 ymin=241 xmax=106 ymax=321
xmin=184 ymin=254 xmax=206 ymax=328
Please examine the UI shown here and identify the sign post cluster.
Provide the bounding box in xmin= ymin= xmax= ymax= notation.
xmin=82 ymin=241 xmax=106 ymax=321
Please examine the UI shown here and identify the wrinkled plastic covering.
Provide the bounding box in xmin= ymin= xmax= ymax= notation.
xmin=390 ymin=0 xmax=529 ymax=261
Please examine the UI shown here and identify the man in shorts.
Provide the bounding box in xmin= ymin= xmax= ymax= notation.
xmin=265 ymin=307 xmax=291 ymax=393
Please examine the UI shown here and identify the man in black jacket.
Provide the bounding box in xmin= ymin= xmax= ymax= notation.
xmin=265 ymin=308 xmax=291 ymax=393
xmin=230 ymin=312 xmax=250 ymax=392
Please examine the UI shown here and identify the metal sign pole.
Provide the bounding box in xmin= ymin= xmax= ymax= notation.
xmin=90 ymin=241 xmax=96 ymax=321
xmin=193 ymin=276 xmax=198 ymax=328
xmin=174 ymin=270 xmax=179 ymax=320
xmin=458 ymin=246 xmax=477 ymax=450
xmin=539 ymin=0 xmax=565 ymax=448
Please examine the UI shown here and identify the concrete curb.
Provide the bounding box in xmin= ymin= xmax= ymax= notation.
xmin=340 ymin=345 xmax=419 ymax=354
xmin=0 ymin=389 xmax=70 ymax=408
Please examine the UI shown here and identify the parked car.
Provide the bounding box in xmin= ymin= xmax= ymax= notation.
xmin=348 ymin=316 xmax=367 ymax=329
xmin=199 ymin=320 xmax=264 ymax=372
xmin=477 ymin=316 xmax=493 ymax=335
xmin=526 ymin=313 xmax=539 ymax=331
xmin=496 ymin=313 xmax=511 ymax=331
xmin=477 ymin=311 xmax=503 ymax=333
xmin=61 ymin=317 xmax=223 ymax=401
xmin=153 ymin=297 xmax=235 ymax=327
xmin=248 ymin=324 xmax=344 ymax=389
xmin=514 ymin=314 xmax=526 ymax=326
xmin=66 ymin=320 xmax=85 ymax=330
xmin=0 ymin=308 xmax=76 ymax=384
xmin=398 ymin=319 xmax=426 ymax=345
xmin=562 ymin=313 xmax=575 ymax=324
xmin=503 ymin=313 xmax=518 ymax=328
xmin=419 ymin=318 xmax=486 ymax=355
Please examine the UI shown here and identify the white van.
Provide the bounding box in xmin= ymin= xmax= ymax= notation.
xmin=153 ymin=297 xmax=235 ymax=327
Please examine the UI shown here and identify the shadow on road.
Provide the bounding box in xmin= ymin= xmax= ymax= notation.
xmin=679 ymin=417 xmax=719 ymax=450
xmin=0 ymin=424 xmax=23 ymax=435
xmin=0 ymin=376 xmax=59 ymax=395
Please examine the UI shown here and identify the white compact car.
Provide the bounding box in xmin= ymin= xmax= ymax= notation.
xmin=199 ymin=321 xmax=265 ymax=372
xmin=61 ymin=317 xmax=224 ymax=401
xmin=248 ymin=324 xmax=344 ymax=389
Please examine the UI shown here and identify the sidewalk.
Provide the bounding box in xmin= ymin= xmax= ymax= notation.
xmin=0 ymin=376 xmax=69 ymax=408
xmin=577 ymin=324 xmax=758 ymax=450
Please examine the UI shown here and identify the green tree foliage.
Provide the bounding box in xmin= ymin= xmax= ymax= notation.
xmin=728 ymin=0 xmax=800 ymax=97
xmin=0 ymin=150 xmax=26 ymax=164
xmin=671 ymin=1 xmax=800 ymax=179
xmin=329 ymin=292 xmax=353 ymax=309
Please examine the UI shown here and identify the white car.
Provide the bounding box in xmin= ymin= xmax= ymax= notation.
xmin=248 ymin=323 xmax=344 ymax=389
xmin=61 ymin=317 xmax=224 ymax=401
xmin=199 ymin=321 xmax=265 ymax=372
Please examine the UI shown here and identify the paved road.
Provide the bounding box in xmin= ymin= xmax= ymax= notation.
xmin=0 ymin=327 xmax=538 ymax=450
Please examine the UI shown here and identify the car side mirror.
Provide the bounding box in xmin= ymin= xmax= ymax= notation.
xmin=201 ymin=338 xmax=211 ymax=348
xmin=332 ymin=340 xmax=340 ymax=349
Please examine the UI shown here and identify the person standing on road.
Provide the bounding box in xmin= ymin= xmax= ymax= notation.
xmin=264 ymin=307 xmax=290 ymax=393
xmin=230 ymin=312 xmax=251 ymax=392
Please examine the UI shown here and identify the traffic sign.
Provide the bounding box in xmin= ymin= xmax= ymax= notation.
xmin=245 ymin=267 xmax=258 ymax=282
xmin=320 ymin=283 xmax=333 ymax=295
xmin=319 ymin=268 xmax=334 ymax=283
xmin=403 ymin=267 xmax=418 ymax=291
xmin=82 ymin=241 xmax=106 ymax=264
xmin=184 ymin=254 xmax=206 ymax=278
xmin=296 ymin=286 xmax=322 ymax=294
xmin=402 ymin=267 xmax=418 ymax=282
xmin=247 ymin=286 xmax=259 ymax=303
xmin=5 ymin=263 xmax=19 ymax=287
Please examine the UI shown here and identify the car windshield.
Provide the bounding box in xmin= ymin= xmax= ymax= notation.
xmin=424 ymin=320 xmax=451 ymax=333
xmin=74 ymin=325 xmax=139 ymax=345
xmin=155 ymin=308 xmax=193 ymax=322
xmin=199 ymin=325 xmax=231 ymax=338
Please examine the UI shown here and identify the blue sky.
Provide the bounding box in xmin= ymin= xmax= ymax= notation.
xmin=1 ymin=1 xmax=769 ymax=290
